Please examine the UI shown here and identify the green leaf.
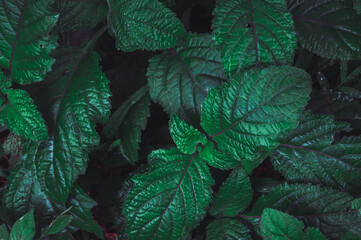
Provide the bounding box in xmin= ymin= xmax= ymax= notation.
xmin=354 ymin=0 xmax=361 ymax=14
xmin=19 ymin=42 xmax=111 ymax=203
xmin=0 ymin=0 xmax=58 ymax=84
xmin=209 ymin=166 xmax=252 ymax=217
xmin=243 ymin=183 xmax=361 ymax=239
xmin=54 ymin=0 xmax=108 ymax=32
xmin=169 ymin=115 xmax=207 ymax=154
xmin=338 ymin=86 xmax=361 ymax=99
xmin=305 ymin=228 xmax=327 ymax=240
xmin=147 ymin=33 xmax=226 ymax=124
xmin=0 ymin=224 xmax=9 ymax=240
xmin=3 ymin=133 xmax=22 ymax=169
xmin=261 ymin=208 xmax=305 ymax=240
xmin=159 ymin=0 xmax=175 ymax=8
xmin=0 ymin=89 xmax=48 ymax=141
xmin=206 ymin=218 xmax=251 ymax=240
xmin=9 ymin=209 xmax=35 ymax=240
xmin=201 ymin=66 xmax=311 ymax=169
xmin=270 ymin=111 xmax=361 ymax=194
xmin=212 ymin=0 xmax=296 ymax=76
xmin=123 ymin=148 xmax=214 ymax=240
xmin=288 ymin=0 xmax=361 ymax=60
xmin=41 ymin=208 xmax=73 ymax=237
xmin=198 ymin=142 xmax=239 ymax=170
xmin=107 ymin=0 xmax=185 ymax=51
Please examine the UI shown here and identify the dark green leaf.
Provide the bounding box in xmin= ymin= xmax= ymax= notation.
xmin=201 ymin=66 xmax=311 ymax=171
xmin=107 ymin=0 xmax=185 ymax=51
xmin=3 ymin=133 xmax=22 ymax=169
xmin=305 ymin=228 xmax=327 ymax=240
xmin=289 ymin=0 xmax=361 ymax=60
xmin=209 ymin=166 xmax=252 ymax=217
xmin=0 ymin=224 xmax=9 ymax=240
xmin=206 ymin=218 xmax=251 ymax=240
xmin=213 ymin=0 xmax=296 ymax=76
xmin=123 ymin=148 xmax=214 ymax=240
xmin=41 ymin=208 xmax=73 ymax=237
xmin=169 ymin=115 xmax=207 ymax=154
xmin=0 ymin=0 xmax=58 ymax=84
xmin=0 ymin=89 xmax=48 ymax=141
xmin=147 ymin=33 xmax=226 ymax=124
xmin=9 ymin=209 xmax=35 ymax=240
xmin=354 ymin=0 xmax=361 ymax=14
xmin=198 ymin=142 xmax=239 ymax=170
xmin=159 ymin=0 xmax=175 ymax=8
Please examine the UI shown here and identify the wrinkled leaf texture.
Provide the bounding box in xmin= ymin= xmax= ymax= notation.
xmin=206 ymin=218 xmax=251 ymax=240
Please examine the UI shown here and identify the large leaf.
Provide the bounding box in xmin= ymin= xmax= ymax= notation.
xmin=123 ymin=148 xmax=214 ymax=240
xmin=201 ymin=66 xmax=311 ymax=171
xmin=243 ymin=183 xmax=361 ymax=239
xmin=271 ymin=111 xmax=361 ymax=194
xmin=288 ymin=0 xmax=361 ymax=60
xmin=9 ymin=209 xmax=35 ymax=240
xmin=206 ymin=218 xmax=251 ymax=240
xmin=148 ymin=33 xmax=226 ymax=124
xmin=0 ymin=89 xmax=48 ymax=141
xmin=107 ymin=0 xmax=185 ymax=52
xmin=0 ymin=0 xmax=58 ymax=84
xmin=212 ymin=0 xmax=296 ymax=76
xmin=54 ymin=0 xmax=108 ymax=32
xmin=19 ymin=37 xmax=111 ymax=203
xmin=209 ymin=166 xmax=252 ymax=217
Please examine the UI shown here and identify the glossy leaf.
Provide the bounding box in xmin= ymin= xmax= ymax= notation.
xmin=289 ymin=0 xmax=361 ymax=60
xmin=0 ymin=89 xmax=48 ymax=141
xmin=169 ymin=115 xmax=207 ymax=154
xmin=306 ymin=228 xmax=327 ymax=240
xmin=0 ymin=0 xmax=58 ymax=84
xmin=147 ymin=33 xmax=226 ymax=124
xmin=212 ymin=0 xmax=296 ymax=76
xmin=198 ymin=142 xmax=239 ymax=170
xmin=206 ymin=218 xmax=251 ymax=240
xmin=209 ymin=166 xmax=252 ymax=217
xmin=3 ymin=133 xmax=22 ymax=169
xmin=123 ymin=148 xmax=214 ymax=240
xmin=244 ymin=183 xmax=361 ymax=239
xmin=41 ymin=209 xmax=73 ymax=236
xmin=201 ymin=66 xmax=311 ymax=168
xmin=9 ymin=209 xmax=35 ymax=240
xmin=107 ymin=0 xmax=185 ymax=51
xmin=54 ymin=0 xmax=108 ymax=32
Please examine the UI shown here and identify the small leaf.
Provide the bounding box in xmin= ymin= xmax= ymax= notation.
xmin=123 ymin=148 xmax=214 ymax=240
xmin=0 ymin=89 xmax=48 ymax=141
xmin=289 ymin=0 xmax=361 ymax=60
xmin=3 ymin=133 xmax=22 ymax=169
xmin=147 ymin=33 xmax=226 ymax=124
xmin=209 ymin=166 xmax=252 ymax=217
xmin=0 ymin=0 xmax=58 ymax=84
xmin=107 ymin=0 xmax=185 ymax=51
xmin=41 ymin=209 xmax=73 ymax=236
xmin=261 ymin=208 xmax=304 ymax=240
xmin=213 ymin=0 xmax=296 ymax=76
xmin=0 ymin=225 xmax=9 ymax=240
xmin=354 ymin=0 xmax=361 ymax=14
xmin=169 ymin=115 xmax=207 ymax=154
xmin=198 ymin=142 xmax=239 ymax=170
xmin=206 ymin=218 xmax=251 ymax=240
xmin=201 ymin=66 xmax=311 ymax=167
xmin=9 ymin=209 xmax=35 ymax=240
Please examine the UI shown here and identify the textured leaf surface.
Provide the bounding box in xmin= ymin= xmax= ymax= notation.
xmin=0 ymin=89 xmax=48 ymax=141
xmin=0 ymin=225 xmax=9 ymax=240
xmin=206 ymin=218 xmax=251 ymax=240
xmin=212 ymin=0 xmax=296 ymax=76
xmin=289 ymin=0 xmax=361 ymax=60
xmin=201 ymin=66 xmax=311 ymax=166
xmin=199 ymin=142 xmax=239 ymax=170
xmin=148 ymin=33 xmax=226 ymax=124
xmin=3 ymin=133 xmax=22 ymax=169
xmin=305 ymin=228 xmax=327 ymax=240
xmin=107 ymin=0 xmax=185 ymax=51
xmin=270 ymin=111 xmax=361 ymax=194
xmin=54 ymin=0 xmax=107 ymax=32
xmin=123 ymin=148 xmax=214 ymax=240
xmin=19 ymin=43 xmax=111 ymax=203
xmin=10 ymin=209 xmax=35 ymax=240
xmin=41 ymin=210 xmax=73 ymax=236
xmin=169 ymin=115 xmax=207 ymax=154
xmin=244 ymin=183 xmax=361 ymax=239
xmin=209 ymin=166 xmax=252 ymax=217
xmin=0 ymin=0 xmax=58 ymax=84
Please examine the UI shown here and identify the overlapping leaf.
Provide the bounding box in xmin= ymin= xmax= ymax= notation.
xmin=206 ymin=218 xmax=251 ymax=240
xmin=243 ymin=183 xmax=361 ymax=239
xmin=209 ymin=166 xmax=252 ymax=217
xmin=199 ymin=142 xmax=239 ymax=170
xmin=148 ymin=33 xmax=226 ymax=124
xmin=10 ymin=209 xmax=35 ymax=240
xmin=0 ymin=0 xmax=58 ymax=84
xmin=201 ymin=66 xmax=311 ymax=168
xmin=54 ymin=0 xmax=108 ymax=32
xmin=271 ymin=111 xmax=361 ymax=194
xmin=212 ymin=0 xmax=296 ymax=76
xmin=123 ymin=148 xmax=214 ymax=240
xmin=288 ymin=0 xmax=361 ymax=60
xmin=107 ymin=0 xmax=185 ymax=51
